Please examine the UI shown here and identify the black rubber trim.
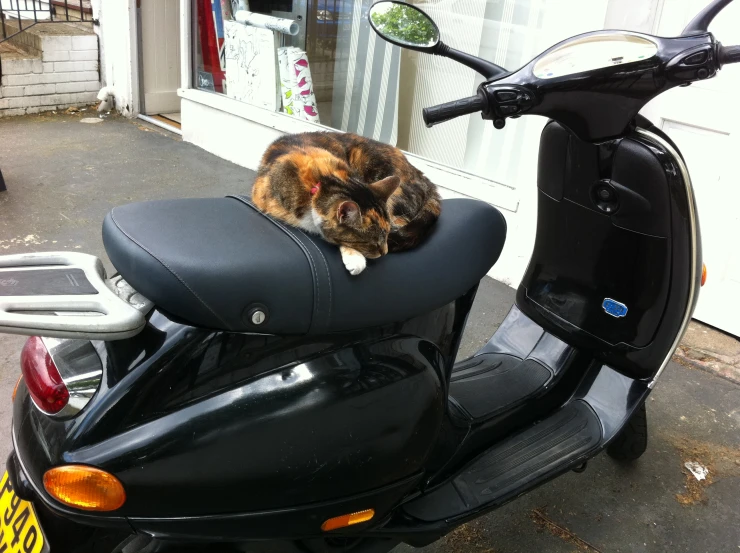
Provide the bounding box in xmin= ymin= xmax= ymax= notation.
xmin=0 ymin=269 xmax=97 ymax=296
xmin=450 ymin=354 xmax=553 ymax=420
xmin=403 ymin=401 xmax=602 ymax=521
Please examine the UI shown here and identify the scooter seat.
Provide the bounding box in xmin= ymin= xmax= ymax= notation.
xmin=102 ymin=195 xmax=507 ymax=334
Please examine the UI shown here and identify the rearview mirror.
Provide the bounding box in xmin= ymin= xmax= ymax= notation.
xmin=368 ymin=1 xmax=440 ymax=51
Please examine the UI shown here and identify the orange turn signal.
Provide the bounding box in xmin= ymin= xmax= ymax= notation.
xmin=321 ymin=509 xmax=375 ymax=532
xmin=12 ymin=375 xmax=22 ymax=402
xmin=701 ymin=263 xmax=707 ymax=287
xmin=43 ymin=465 xmax=126 ymax=512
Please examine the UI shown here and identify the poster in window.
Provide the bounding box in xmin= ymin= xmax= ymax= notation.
xmin=224 ymin=20 xmax=279 ymax=110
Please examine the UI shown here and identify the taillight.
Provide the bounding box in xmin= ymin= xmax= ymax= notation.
xmin=20 ymin=337 xmax=69 ymax=414
xmin=19 ymin=337 xmax=103 ymax=417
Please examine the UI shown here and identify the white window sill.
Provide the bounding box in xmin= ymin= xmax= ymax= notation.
xmin=178 ymin=87 xmax=519 ymax=212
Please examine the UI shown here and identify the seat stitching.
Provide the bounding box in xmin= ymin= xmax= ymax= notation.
xmin=232 ymin=196 xmax=322 ymax=331
xmin=109 ymin=209 xmax=232 ymax=330
xmin=229 ymin=195 xmax=322 ymax=331
xmin=278 ymin=223 xmax=331 ymax=326
xmin=308 ymin=239 xmax=332 ymax=327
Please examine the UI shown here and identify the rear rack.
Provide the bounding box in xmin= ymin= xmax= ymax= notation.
xmin=0 ymin=252 xmax=148 ymax=340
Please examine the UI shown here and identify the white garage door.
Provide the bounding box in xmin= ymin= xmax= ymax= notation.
xmin=641 ymin=0 xmax=740 ymax=337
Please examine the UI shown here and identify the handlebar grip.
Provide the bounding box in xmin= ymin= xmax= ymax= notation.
xmin=719 ymin=45 xmax=740 ymax=66
xmin=422 ymin=92 xmax=486 ymax=128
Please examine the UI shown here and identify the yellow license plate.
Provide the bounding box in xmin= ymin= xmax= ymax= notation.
xmin=0 ymin=472 xmax=46 ymax=553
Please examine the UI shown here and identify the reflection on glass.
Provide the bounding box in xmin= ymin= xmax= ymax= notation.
xmin=533 ymin=34 xmax=658 ymax=79
xmin=192 ymin=0 xmax=612 ymax=185
xmin=369 ymin=2 xmax=439 ymax=48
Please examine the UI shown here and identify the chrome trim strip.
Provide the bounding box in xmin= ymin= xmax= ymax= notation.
xmin=636 ymin=129 xmax=698 ymax=388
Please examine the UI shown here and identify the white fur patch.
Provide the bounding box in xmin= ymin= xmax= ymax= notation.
xmin=340 ymin=247 xmax=366 ymax=276
xmin=297 ymin=208 xmax=323 ymax=236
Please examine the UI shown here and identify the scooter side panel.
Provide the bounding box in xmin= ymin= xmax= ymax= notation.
xmin=13 ymin=291 xmax=478 ymax=523
xmin=14 ymin=334 xmax=443 ymax=517
xmin=517 ymin=120 xmax=699 ymax=378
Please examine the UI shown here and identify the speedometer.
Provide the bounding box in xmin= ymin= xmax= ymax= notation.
xmin=533 ymin=33 xmax=658 ymax=79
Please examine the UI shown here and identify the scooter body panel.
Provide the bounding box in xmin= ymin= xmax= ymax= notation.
xmin=517 ymin=121 xmax=701 ymax=379
xmin=12 ymin=289 xmax=476 ymax=529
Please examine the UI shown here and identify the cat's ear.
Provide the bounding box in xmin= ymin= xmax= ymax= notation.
xmin=337 ymin=201 xmax=361 ymax=225
xmin=370 ymin=176 xmax=401 ymax=202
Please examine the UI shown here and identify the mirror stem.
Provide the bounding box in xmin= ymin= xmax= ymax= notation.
xmin=434 ymin=42 xmax=508 ymax=80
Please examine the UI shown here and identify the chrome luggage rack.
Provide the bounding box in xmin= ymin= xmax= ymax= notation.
xmin=0 ymin=252 xmax=149 ymax=340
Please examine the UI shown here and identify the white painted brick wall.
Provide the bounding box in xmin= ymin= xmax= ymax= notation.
xmin=25 ymin=84 xmax=56 ymax=96
xmin=0 ymin=91 xmax=98 ymax=111
xmin=69 ymin=50 xmax=97 ymax=62
xmin=26 ymin=106 xmax=58 ymax=115
xmin=0 ymin=108 xmax=27 ymax=117
xmin=40 ymin=71 xmax=100 ymax=85
xmin=42 ymin=50 xmax=70 ymax=62
xmin=1 ymin=74 xmax=43 ymax=86
xmin=74 ymin=92 xmax=98 ymax=103
xmin=56 ymin=82 xmax=88 ymax=94
xmin=71 ymin=36 xmax=97 ymax=51
xmin=53 ymin=60 xmax=99 ymax=73
xmin=53 ymin=61 xmax=80 ymax=73
xmin=42 ymin=36 xmax=72 ymax=52
xmin=1 ymin=86 xmax=25 ymax=98
xmin=1 ymin=31 xmax=100 ymax=117
xmin=2 ymin=59 xmax=43 ymax=75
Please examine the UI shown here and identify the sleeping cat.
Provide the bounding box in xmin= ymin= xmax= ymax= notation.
xmin=251 ymin=132 xmax=441 ymax=275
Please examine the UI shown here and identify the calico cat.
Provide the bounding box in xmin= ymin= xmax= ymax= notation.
xmin=251 ymin=132 xmax=441 ymax=275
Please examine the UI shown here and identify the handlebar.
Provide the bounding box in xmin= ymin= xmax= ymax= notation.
xmin=422 ymin=92 xmax=487 ymax=127
xmin=719 ymin=44 xmax=740 ymax=66
xmin=420 ymin=35 xmax=740 ymax=139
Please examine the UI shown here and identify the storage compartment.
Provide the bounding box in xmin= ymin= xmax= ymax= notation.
xmin=0 ymin=252 xmax=148 ymax=340
xmin=522 ymin=192 xmax=670 ymax=348
xmin=519 ymin=121 xmax=675 ymax=351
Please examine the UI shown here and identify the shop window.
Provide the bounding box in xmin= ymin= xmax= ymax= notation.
xmin=193 ymin=0 xmax=607 ymax=184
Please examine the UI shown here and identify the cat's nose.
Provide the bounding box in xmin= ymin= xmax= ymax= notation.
xmin=380 ymin=243 xmax=388 ymax=256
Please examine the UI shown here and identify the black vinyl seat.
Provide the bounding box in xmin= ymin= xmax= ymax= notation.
xmin=102 ymin=195 xmax=507 ymax=335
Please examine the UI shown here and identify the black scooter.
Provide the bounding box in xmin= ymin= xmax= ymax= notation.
xmin=1 ymin=0 xmax=738 ymax=551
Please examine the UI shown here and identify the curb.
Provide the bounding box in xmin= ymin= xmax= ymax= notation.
xmin=672 ymin=346 xmax=740 ymax=386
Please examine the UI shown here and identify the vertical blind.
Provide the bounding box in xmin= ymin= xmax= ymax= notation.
xmin=405 ymin=0 xmax=609 ymax=187
xmin=331 ymin=0 xmax=402 ymax=145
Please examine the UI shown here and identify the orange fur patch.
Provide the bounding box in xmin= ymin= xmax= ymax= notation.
xmin=349 ymin=148 xmax=367 ymax=170
xmin=287 ymin=148 xmax=350 ymax=192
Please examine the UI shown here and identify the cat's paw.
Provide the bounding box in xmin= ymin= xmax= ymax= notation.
xmin=341 ymin=247 xmax=366 ymax=276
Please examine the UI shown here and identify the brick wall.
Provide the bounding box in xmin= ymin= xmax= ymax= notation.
xmin=0 ymin=33 xmax=100 ymax=117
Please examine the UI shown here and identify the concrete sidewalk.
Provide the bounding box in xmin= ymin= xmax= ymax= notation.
xmin=0 ymin=113 xmax=739 ymax=553
xmin=674 ymin=320 xmax=740 ymax=385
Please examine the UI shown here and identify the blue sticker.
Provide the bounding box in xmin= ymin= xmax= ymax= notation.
xmin=602 ymin=298 xmax=628 ymax=318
